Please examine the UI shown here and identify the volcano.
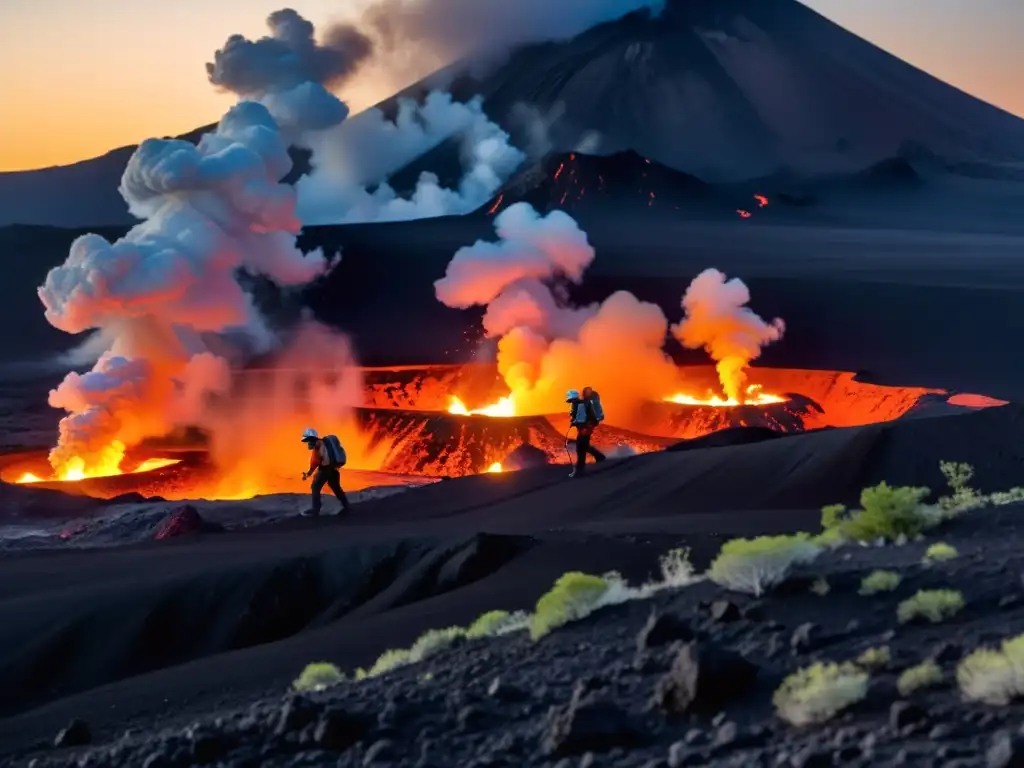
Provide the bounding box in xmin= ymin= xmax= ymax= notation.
xmin=4 ymin=0 xmax=1024 ymax=229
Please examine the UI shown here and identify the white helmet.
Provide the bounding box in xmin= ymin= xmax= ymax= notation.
xmin=565 ymin=389 xmax=580 ymax=402
xmin=301 ymin=427 xmax=318 ymax=442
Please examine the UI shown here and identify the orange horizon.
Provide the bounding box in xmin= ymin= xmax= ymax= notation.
xmin=0 ymin=0 xmax=1020 ymax=173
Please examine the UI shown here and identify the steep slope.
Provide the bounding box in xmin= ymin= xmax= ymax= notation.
xmin=409 ymin=0 xmax=1024 ymax=183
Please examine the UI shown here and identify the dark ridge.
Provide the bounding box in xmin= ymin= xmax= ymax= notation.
xmin=665 ymin=425 xmax=790 ymax=452
xmin=0 ymin=532 xmax=533 ymax=716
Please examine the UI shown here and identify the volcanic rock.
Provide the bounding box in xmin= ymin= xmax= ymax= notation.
xmin=54 ymin=718 xmax=91 ymax=748
xmin=313 ymin=707 xmax=371 ymax=751
xmin=637 ymin=611 xmax=694 ymax=651
xmin=501 ymin=443 xmax=550 ymax=471
xmin=152 ymin=505 xmax=224 ymax=540
xmin=987 ymin=730 xmax=1024 ymax=768
xmin=709 ymin=600 xmax=741 ymax=623
xmin=542 ymin=686 xmax=642 ymax=757
xmin=651 ymin=642 xmax=758 ymax=716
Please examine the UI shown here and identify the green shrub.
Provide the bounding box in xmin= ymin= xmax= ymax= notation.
xmin=922 ymin=542 xmax=958 ymax=563
xmin=530 ymin=572 xmax=612 ymax=640
xmin=858 ymin=570 xmax=902 ymax=595
xmin=897 ymin=660 xmax=943 ymax=696
xmin=365 ymin=647 xmax=414 ymax=678
xmin=810 ymin=577 xmax=831 ymax=596
xmin=856 ymin=646 xmax=891 ymax=670
xmin=773 ymin=661 xmax=869 ymax=726
xmin=897 ymin=589 xmax=964 ymax=624
xmin=938 ymin=461 xmax=986 ymax=513
xmin=822 ymin=482 xmax=934 ymax=544
xmin=464 ymin=610 xmax=531 ymax=639
xmin=409 ymin=626 xmax=467 ymax=660
xmin=707 ymin=534 xmax=821 ymax=597
xmin=990 ymin=487 xmax=1024 ymax=506
xmin=957 ymin=634 xmax=1024 ymax=705
xmin=292 ymin=662 xmax=345 ymax=692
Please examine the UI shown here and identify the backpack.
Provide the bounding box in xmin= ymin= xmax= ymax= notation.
xmin=322 ymin=434 xmax=347 ymax=467
xmin=586 ymin=392 xmax=605 ymax=424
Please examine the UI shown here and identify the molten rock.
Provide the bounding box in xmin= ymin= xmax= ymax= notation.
xmin=152 ymin=505 xmax=224 ymax=540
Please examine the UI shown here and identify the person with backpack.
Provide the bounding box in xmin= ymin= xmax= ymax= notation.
xmin=566 ymin=387 xmax=607 ymax=478
xmin=300 ymin=427 xmax=352 ymax=517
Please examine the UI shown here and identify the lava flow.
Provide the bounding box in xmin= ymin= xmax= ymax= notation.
xmin=15 ymin=439 xmax=181 ymax=485
xmin=448 ymin=395 xmax=517 ymax=417
xmin=665 ymin=384 xmax=787 ymax=408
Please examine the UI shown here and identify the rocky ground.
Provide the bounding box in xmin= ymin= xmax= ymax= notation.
xmin=15 ymin=498 xmax=1024 ymax=768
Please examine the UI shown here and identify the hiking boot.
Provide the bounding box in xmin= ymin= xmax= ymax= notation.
xmin=301 ymin=508 xmax=320 ymax=518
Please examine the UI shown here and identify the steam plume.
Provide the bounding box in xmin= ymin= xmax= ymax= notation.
xmin=297 ymin=92 xmax=525 ymax=224
xmin=672 ymin=268 xmax=785 ymax=401
xmin=207 ymin=8 xmax=373 ymax=131
xmin=38 ymin=10 xmax=354 ymax=476
xmin=358 ymin=0 xmax=665 ymax=87
xmin=435 ymin=203 xmax=681 ymax=420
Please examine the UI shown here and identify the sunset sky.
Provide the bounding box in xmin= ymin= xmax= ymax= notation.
xmin=0 ymin=0 xmax=1020 ymax=172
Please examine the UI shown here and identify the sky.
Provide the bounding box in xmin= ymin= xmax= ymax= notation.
xmin=0 ymin=0 xmax=1020 ymax=172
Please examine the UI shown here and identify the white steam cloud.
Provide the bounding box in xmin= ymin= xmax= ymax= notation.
xmin=357 ymin=0 xmax=665 ymax=89
xmin=297 ymin=92 xmax=525 ymax=224
xmin=435 ymin=205 xmax=788 ymax=421
xmin=37 ymin=10 xmax=357 ymax=475
xmin=434 ymin=202 xmax=681 ymax=421
xmin=671 ymin=268 xmax=786 ymax=402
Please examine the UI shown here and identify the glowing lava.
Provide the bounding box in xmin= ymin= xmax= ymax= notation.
xmin=487 ymin=462 xmax=503 ymax=473
xmin=665 ymin=384 xmax=787 ymax=408
xmin=13 ymin=440 xmax=181 ymax=485
xmin=448 ymin=395 xmax=517 ymax=418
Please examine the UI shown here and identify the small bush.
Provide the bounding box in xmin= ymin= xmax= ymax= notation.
xmin=990 ymin=487 xmax=1024 ymax=506
xmin=810 ymin=577 xmax=831 ymax=596
xmin=530 ymin=572 xmax=612 ymax=640
xmin=707 ymin=534 xmax=821 ymax=597
xmin=897 ymin=660 xmax=943 ymax=696
xmin=856 ymin=646 xmax=891 ymax=670
xmin=897 ymin=589 xmax=964 ymax=624
xmin=365 ymin=647 xmax=414 ymax=678
xmin=938 ymin=461 xmax=986 ymax=514
xmin=858 ymin=570 xmax=902 ymax=595
xmin=293 ymin=662 xmax=345 ymax=692
xmin=827 ymin=482 xmax=934 ymax=543
xmin=409 ymin=626 xmax=467 ymax=660
xmin=922 ymin=542 xmax=958 ymax=563
xmin=957 ymin=634 xmax=1024 ymax=705
xmin=465 ymin=610 xmax=529 ymax=639
xmin=773 ymin=661 xmax=869 ymax=726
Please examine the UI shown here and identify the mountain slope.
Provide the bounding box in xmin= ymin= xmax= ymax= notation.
xmin=3 ymin=0 xmax=1024 ymax=227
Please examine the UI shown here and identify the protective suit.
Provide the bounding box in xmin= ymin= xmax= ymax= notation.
xmin=566 ymin=388 xmax=607 ymax=478
xmin=300 ymin=427 xmax=352 ymax=516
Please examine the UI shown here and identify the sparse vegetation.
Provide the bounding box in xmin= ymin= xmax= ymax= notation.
xmin=938 ymin=461 xmax=986 ymax=514
xmin=957 ymin=634 xmax=1024 ymax=705
xmin=922 ymin=542 xmax=958 ymax=563
xmin=292 ymin=662 xmax=345 ymax=692
xmin=466 ymin=610 xmax=529 ymax=639
xmin=859 ymin=570 xmax=902 ymax=595
xmin=810 ymin=577 xmax=831 ymax=596
xmin=707 ymin=534 xmax=821 ymax=597
xmin=897 ymin=660 xmax=944 ymax=696
xmin=819 ymin=482 xmax=936 ymax=545
xmin=530 ymin=572 xmax=613 ymax=640
xmin=990 ymin=487 xmax=1024 ymax=506
xmin=773 ymin=661 xmax=869 ymax=727
xmin=856 ymin=646 xmax=891 ymax=670
xmin=897 ymin=589 xmax=964 ymax=624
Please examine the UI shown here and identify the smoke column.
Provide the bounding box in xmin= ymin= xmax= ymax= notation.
xmin=37 ymin=10 xmax=358 ymax=479
xmin=672 ymin=268 xmax=785 ymax=402
xmin=434 ymin=202 xmax=681 ymax=420
xmin=297 ymin=92 xmax=525 ymax=224
xmin=357 ymin=0 xmax=665 ymax=89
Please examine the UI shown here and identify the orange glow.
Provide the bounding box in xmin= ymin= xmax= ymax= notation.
xmin=487 ymin=193 xmax=505 ymax=215
xmin=754 ymin=194 xmax=769 ymax=207
xmin=448 ymin=395 xmax=517 ymax=418
xmin=486 ymin=462 xmax=503 ymax=473
xmin=737 ymin=209 xmax=752 ymax=219
xmin=665 ymin=384 xmax=787 ymax=408
xmin=12 ymin=441 xmax=183 ymax=485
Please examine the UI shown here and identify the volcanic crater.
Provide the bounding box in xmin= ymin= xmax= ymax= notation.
xmin=0 ymin=364 xmax=993 ymax=503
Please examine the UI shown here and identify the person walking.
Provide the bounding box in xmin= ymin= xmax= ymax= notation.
xmin=300 ymin=427 xmax=352 ymax=517
xmin=566 ymin=388 xmax=607 ymax=478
